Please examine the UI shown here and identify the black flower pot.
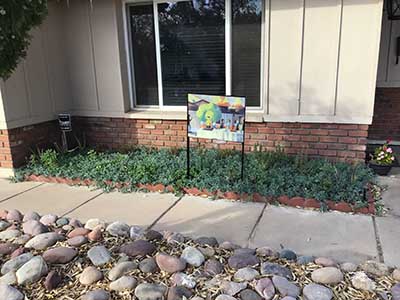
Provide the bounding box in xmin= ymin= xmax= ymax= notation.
xmin=369 ymin=161 xmax=392 ymax=176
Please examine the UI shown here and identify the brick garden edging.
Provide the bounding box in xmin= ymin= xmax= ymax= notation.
xmin=24 ymin=174 xmax=377 ymax=215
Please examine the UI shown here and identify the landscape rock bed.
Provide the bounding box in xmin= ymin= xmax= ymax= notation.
xmin=0 ymin=209 xmax=399 ymax=300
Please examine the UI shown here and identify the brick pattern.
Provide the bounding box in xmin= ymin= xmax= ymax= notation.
xmin=74 ymin=117 xmax=368 ymax=162
xmin=0 ymin=121 xmax=60 ymax=168
xmin=369 ymin=88 xmax=400 ymax=141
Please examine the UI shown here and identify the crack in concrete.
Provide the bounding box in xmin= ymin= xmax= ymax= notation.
xmin=61 ymin=191 xmax=104 ymax=217
xmin=246 ymin=202 xmax=268 ymax=247
xmin=0 ymin=182 xmax=46 ymax=203
xmin=147 ymin=194 xmax=184 ymax=230
xmin=371 ymin=215 xmax=385 ymax=263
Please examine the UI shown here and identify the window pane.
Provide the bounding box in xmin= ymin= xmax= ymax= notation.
xmin=232 ymin=0 xmax=262 ymax=107
xmin=129 ymin=5 xmax=159 ymax=106
xmin=158 ymin=0 xmax=225 ymax=106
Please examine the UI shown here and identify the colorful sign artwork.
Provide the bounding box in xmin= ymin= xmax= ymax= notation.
xmin=188 ymin=94 xmax=246 ymax=143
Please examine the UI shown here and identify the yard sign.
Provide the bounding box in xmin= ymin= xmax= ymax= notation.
xmin=186 ymin=94 xmax=246 ymax=179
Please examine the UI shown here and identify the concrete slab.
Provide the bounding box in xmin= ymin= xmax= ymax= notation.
xmin=66 ymin=191 xmax=178 ymax=227
xmin=249 ymin=205 xmax=378 ymax=264
xmin=153 ymin=195 xmax=265 ymax=247
xmin=0 ymin=179 xmax=42 ymax=201
xmin=0 ymin=183 xmax=102 ymax=216
xmin=378 ymin=176 xmax=400 ymax=217
xmin=375 ymin=216 xmax=400 ymax=267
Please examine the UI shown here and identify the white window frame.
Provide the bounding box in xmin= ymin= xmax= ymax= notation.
xmin=122 ymin=0 xmax=265 ymax=111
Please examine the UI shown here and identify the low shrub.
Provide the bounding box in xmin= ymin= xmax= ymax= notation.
xmin=15 ymin=147 xmax=375 ymax=205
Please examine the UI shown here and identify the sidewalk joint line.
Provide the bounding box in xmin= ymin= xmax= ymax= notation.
xmin=246 ymin=202 xmax=268 ymax=247
xmin=61 ymin=191 xmax=104 ymax=217
xmin=0 ymin=182 xmax=46 ymax=204
xmin=147 ymin=194 xmax=184 ymax=230
xmin=371 ymin=215 xmax=385 ymax=263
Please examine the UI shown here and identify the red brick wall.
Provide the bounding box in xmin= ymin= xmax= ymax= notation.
xmin=369 ymin=88 xmax=400 ymax=141
xmin=74 ymin=117 xmax=368 ymax=162
xmin=0 ymin=121 xmax=60 ymax=168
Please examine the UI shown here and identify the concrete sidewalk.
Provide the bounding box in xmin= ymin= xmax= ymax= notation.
xmin=0 ymin=178 xmax=399 ymax=267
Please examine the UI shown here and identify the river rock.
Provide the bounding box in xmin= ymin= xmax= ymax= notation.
xmin=221 ymin=280 xmax=247 ymax=296
xmin=88 ymin=245 xmax=111 ymax=266
xmin=315 ymin=257 xmax=336 ymax=267
xmin=1 ymin=253 xmax=33 ymax=274
xmin=167 ymin=286 xmax=193 ymax=300
xmin=392 ymin=283 xmax=400 ymax=300
xmin=0 ymin=242 xmax=18 ymax=256
xmin=340 ymin=262 xmax=358 ymax=272
xmin=80 ymin=266 xmax=103 ymax=285
xmin=25 ymin=232 xmax=63 ymax=250
xmin=135 ymin=283 xmax=167 ymax=300
xmin=130 ymin=225 xmax=144 ymax=239
xmin=0 ymin=221 xmax=10 ymax=231
xmin=303 ymin=283 xmax=333 ymax=300
xmin=156 ymin=253 xmax=186 ymax=273
xmin=361 ymin=260 xmax=389 ymax=277
xmin=120 ymin=240 xmax=156 ymax=257
xmin=144 ymin=229 xmax=163 ymax=241
xmin=85 ymin=219 xmax=106 ymax=230
xmin=68 ymin=235 xmax=88 ymax=247
xmin=295 ymin=256 xmax=314 ymax=265
xmin=23 ymin=211 xmax=40 ymax=222
xmin=0 ymin=284 xmax=24 ymax=300
xmin=55 ymin=217 xmax=68 ymax=227
xmin=255 ymin=278 xmax=275 ymax=300
xmin=228 ymin=254 xmax=260 ymax=269
xmin=311 ymin=267 xmax=343 ymax=284
xmin=256 ymin=246 xmax=278 ymax=258
xmin=108 ymin=261 xmax=137 ymax=281
xmin=215 ymin=295 xmax=236 ymax=300
xmin=106 ymin=221 xmax=130 ymax=237
xmin=40 ymin=214 xmax=58 ymax=226
xmin=22 ymin=220 xmax=48 ymax=236
xmin=13 ymin=234 xmax=30 ymax=245
xmin=260 ymin=262 xmax=293 ymax=280
xmin=234 ymin=267 xmax=259 ymax=281
xmin=172 ymin=272 xmax=196 ymax=288
xmin=6 ymin=210 xmax=23 ymax=222
xmin=393 ymin=269 xmax=400 ymax=281
xmin=0 ymin=229 xmax=21 ymax=241
xmin=44 ymin=270 xmax=62 ymax=290
xmin=139 ymin=257 xmax=159 ymax=273
xmin=69 ymin=218 xmax=83 ymax=228
xmin=272 ymin=275 xmax=300 ymax=297
xmin=43 ymin=247 xmax=78 ymax=264
xmin=279 ymin=249 xmax=297 ymax=261
xmin=110 ymin=276 xmax=137 ymax=291
xmin=67 ymin=228 xmax=90 ymax=238
xmin=0 ymin=271 xmax=17 ymax=285
xmin=234 ymin=248 xmax=256 ymax=256
xmin=16 ymin=256 xmax=48 ymax=285
xmin=88 ymin=226 xmax=103 ymax=241
xmin=194 ymin=236 xmax=218 ymax=246
xmin=240 ymin=289 xmax=262 ymax=300
xmin=204 ymin=259 xmax=224 ymax=276
xmin=181 ymin=246 xmax=205 ymax=267
xmin=351 ymin=272 xmax=376 ymax=291
xmin=220 ymin=241 xmax=240 ymax=250
xmin=81 ymin=289 xmax=110 ymax=300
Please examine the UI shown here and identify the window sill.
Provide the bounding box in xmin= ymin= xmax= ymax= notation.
xmin=124 ymin=109 xmax=265 ymax=122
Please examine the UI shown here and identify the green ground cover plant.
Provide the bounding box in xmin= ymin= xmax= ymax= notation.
xmin=14 ymin=147 xmax=375 ymax=206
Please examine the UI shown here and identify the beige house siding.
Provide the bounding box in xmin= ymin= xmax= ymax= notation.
xmin=0 ymin=0 xmax=384 ymax=129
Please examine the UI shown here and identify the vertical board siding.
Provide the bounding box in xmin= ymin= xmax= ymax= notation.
xmin=44 ymin=1 xmax=71 ymax=113
xmin=376 ymin=6 xmax=391 ymax=84
xmin=336 ymin=0 xmax=383 ymax=120
xmin=90 ymin=0 xmax=125 ymax=112
xmin=1 ymin=65 xmax=31 ymax=122
xmin=25 ymin=28 xmax=53 ymax=118
xmin=300 ymin=0 xmax=341 ymax=116
xmin=268 ymin=0 xmax=304 ymax=116
xmin=65 ymin=0 xmax=98 ymax=111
